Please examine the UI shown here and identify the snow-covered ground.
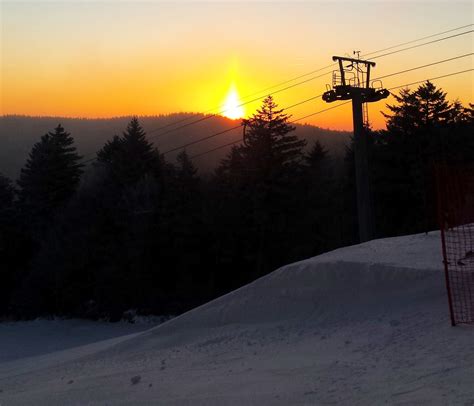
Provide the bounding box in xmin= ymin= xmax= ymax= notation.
xmin=1 ymin=231 xmax=474 ymax=405
xmin=0 ymin=319 xmax=155 ymax=364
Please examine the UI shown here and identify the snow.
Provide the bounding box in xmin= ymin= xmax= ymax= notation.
xmin=1 ymin=231 xmax=474 ymax=405
xmin=0 ymin=319 xmax=153 ymax=364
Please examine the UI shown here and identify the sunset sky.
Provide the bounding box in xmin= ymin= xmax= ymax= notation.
xmin=1 ymin=1 xmax=473 ymax=130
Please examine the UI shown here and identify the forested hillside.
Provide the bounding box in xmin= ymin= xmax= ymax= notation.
xmin=0 ymin=114 xmax=350 ymax=180
xmin=0 ymin=85 xmax=472 ymax=321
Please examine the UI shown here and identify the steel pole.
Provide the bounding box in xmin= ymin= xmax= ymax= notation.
xmin=352 ymin=93 xmax=374 ymax=242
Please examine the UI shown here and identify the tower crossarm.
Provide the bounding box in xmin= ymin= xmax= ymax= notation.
xmin=331 ymin=56 xmax=376 ymax=67
xmin=323 ymin=55 xmax=389 ymax=104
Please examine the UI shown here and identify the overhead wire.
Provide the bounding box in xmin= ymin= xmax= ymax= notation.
xmin=387 ymin=69 xmax=474 ymax=92
xmin=147 ymin=29 xmax=473 ymax=145
xmin=369 ymin=30 xmax=473 ymax=60
xmin=3 ymin=27 xmax=473 ymax=216
xmin=362 ymin=23 xmax=473 ymax=58
xmin=3 ymin=66 xmax=472 ymax=218
xmin=73 ymin=24 xmax=474 ymax=166
xmin=190 ymin=68 xmax=474 ymax=160
xmin=162 ymin=94 xmax=325 ymax=155
xmin=373 ymin=53 xmax=473 ymax=80
xmin=190 ymin=102 xmax=352 ymax=159
xmin=165 ymin=55 xmax=474 ymax=157
xmin=142 ymin=23 xmax=473 ymax=138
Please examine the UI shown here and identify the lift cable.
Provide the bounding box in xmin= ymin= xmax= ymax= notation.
xmin=189 ymin=68 xmax=474 ymax=160
xmin=164 ymin=58 xmax=474 ymax=156
xmin=143 ymin=24 xmax=474 ymax=138
xmin=75 ymin=28 xmax=473 ymax=167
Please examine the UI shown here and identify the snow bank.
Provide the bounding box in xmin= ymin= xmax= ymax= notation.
xmin=139 ymin=231 xmax=444 ymax=330
xmin=0 ymin=319 xmax=153 ymax=364
xmin=1 ymin=231 xmax=473 ymax=405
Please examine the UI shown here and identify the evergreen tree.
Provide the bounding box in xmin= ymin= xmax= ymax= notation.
xmin=0 ymin=173 xmax=17 ymax=314
xmin=121 ymin=117 xmax=158 ymax=183
xmin=216 ymin=96 xmax=307 ymax=279
xmin=373 ymin=82 xmax=473 ymax=236
xmin=10 ymin=126 xmax=83 ymax=316
xmin=170 ymin=150 xmax=206 ymax=302
xmin=448 ymin=100 xmax=474 ymax=125
xmin=215 ymin=146 xmax=245 ymax=189
xmin=241 ymin=95 xmax=306 ymax=177
xmin=383 ymin=81 xmax=453 ymax=136
xmin=96 ymin=135 xmax=123 ymax=166
xmin=176 ymin=150 xmax=198 ymax=183
xmin=0 ymin=173 xmax=16 ymax=275
xmin=17 ymin=124 xmax=83 ymax=219
xmin=210 ymin=146 xmax=249 ymax=290
xmin=96 ymin=117 xmax=161 ymax=187
xmin=301 ymin=141 xmax=335 ymax=252
xmin=89 ymin=118 xmax=164 ymax=317
xmin=415 ymin=81 xmax=451 ymax=127
xmin=465 ymin=103 xmax=474 ymax=123
xmin=305 ymin=140 xmax=328 ymax=172
xmin=0 ymin=173 xmax=15 ymax=209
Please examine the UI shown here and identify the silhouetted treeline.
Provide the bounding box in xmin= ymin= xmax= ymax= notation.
xmin=0 ymin=114 xmax=350 ymax=180
xmin=0 ymin=83 xmax=472 ymax=320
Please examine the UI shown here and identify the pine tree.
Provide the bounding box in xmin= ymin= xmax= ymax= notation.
xmin=383 ymin=81 xmax=451 ymax=134
xmin=301 ymin=140 xmax=340 ymax=254
xmin=90 ymin=118 xmax=165 ymax=317
xmin=175 ymin=150 xmax=199 ymax=214
xmin=241 ymin=95 xmax=306 ymax=177
xmin=170 ymin=150 xmax=204 ymax=300
xmin=415 ymin=81 xmax=451 ymax=127
xmin=448 ymin=100 xmax=474 ymax=124
xmin=17 ymin=124 xmax=83 ymax=216
xmin=0 ymin=173 xmax=18 ymax=315
xmin=96 ymin=117 xmax=161 ymax=187
xmin=465 ymin=103 xmax=474 ymax=123
xmin=215 ymin=96 xmax=307 ymax=278
xmin=305 ymin=140 xmax=328 ymax=171
xmin=97 ymin=135 xmax=123 ymax=165
xmin=11 ymin=126 xmax=83 ymax=315
xmin=176 ymin=150 xmax=198 ymax=184
xmin=0 ymin=173 xmax=15 ymax=209
xmin=215 ymin=146 xmax=245 ymax=188
xmin=121 ymin=117 xmax=157 ymax=182
xmin=373 ymin=82 xmax=473 ymax=236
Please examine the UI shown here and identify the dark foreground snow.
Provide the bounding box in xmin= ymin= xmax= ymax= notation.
xmin=1 ymin=231 xmax=473 ymax=405
xmin=0 ymin=319 xmax=153 ymax=364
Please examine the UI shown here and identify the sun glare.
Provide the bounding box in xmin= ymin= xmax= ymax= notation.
xmin=222 ymin=85 xmax=245 ymax=119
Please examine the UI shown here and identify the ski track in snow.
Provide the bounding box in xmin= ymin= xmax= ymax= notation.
xmin=1 ymin=231 xmax=474 ymax=405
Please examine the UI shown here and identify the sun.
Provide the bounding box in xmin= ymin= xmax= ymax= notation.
xmin=222 ymin=85 xmax=245 ymax=119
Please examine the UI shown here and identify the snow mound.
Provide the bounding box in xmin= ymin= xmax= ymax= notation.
xmin=145 ymin=231 xmax=444 ymax=329
xmin=1 ymin=231 xmax=474 ymax=405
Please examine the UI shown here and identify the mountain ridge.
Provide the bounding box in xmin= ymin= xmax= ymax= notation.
xmin=0 ymin=113 xmax=351 ymax=180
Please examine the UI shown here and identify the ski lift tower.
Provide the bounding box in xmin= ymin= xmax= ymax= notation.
xmin=323 ymin=55 xmax=389 ymax=242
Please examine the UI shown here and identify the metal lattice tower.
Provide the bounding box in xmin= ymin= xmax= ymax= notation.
xmin=323 ymin=56 xmax=389 ymax=242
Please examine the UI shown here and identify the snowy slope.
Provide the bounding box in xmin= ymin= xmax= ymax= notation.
xmin=0 ymin=319 xmax=154 ymax=364
xmin=1 ymin=231 xmax=474 ymax=405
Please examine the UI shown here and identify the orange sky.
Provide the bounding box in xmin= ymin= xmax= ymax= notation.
xmin=1 ymin=1 xmax=473 ymax=130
